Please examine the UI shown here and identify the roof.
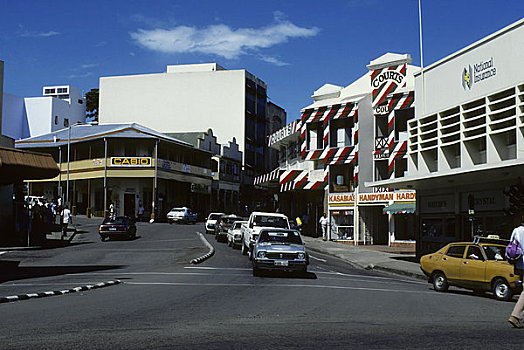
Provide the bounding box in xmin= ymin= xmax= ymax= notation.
xmin=15 ymin=123 xmax=193 ymax=149
xmin=0 ymin=146 xmax=59 ymax=185
xmin=166 ymin=132 xmax=204 ymax=147
xmin=382 ymin=202 xmax=416 ymax=214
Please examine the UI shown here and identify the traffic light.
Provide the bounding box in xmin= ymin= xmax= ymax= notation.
xmin=503 ymin=182 xmax=524 ymax=216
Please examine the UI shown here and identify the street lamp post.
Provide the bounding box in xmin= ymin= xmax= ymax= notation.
xmin=66 ymin=122 xmax=83 ymax=207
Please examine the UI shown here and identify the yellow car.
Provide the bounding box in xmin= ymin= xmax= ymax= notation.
xmin=420 ymin=242 xmax=522 ymax=301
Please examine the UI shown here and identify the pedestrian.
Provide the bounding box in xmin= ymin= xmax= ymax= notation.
xmin=319 ymin=213 xmax=328 ymax=241
xmin=296 ymin=215 xmax=303 ymax=231
xmin=508 ymin=214 xmax=524 ymax=328
xmin=109 ymin=202 xmax=115 ymax=218
xmin=137 ymin=202 xmax=145 ymax=222
xmin=61 ymin=204 xmax=72 ymax=240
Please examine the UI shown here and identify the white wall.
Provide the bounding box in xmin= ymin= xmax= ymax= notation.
xmin=2 ymin=93 xmax=30 ymax=140
xmin=415 ymin=19 xmax=524 ymax=116
xmin=24 ymin=95 xmax=86 ymax=137
xmin=99 ymin=69 xmax=246 ymax=156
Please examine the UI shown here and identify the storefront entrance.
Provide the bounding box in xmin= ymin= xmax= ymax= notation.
xmin=124 ymin=193 xmax=136 ymax=218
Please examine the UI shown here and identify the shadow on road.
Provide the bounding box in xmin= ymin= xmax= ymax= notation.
xmin=0 ymin=261 xmax=124 ymax=283
xmin=391 ymin=256 xmax=420 ymax=263
xmin=256 ymin=271 xmax=317 ymax=280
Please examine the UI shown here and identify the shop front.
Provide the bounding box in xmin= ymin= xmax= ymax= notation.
xmin=328 ymin=190 xmax=416 ymax=245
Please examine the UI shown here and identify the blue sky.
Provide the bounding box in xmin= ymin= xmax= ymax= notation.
xmin=1 ymin=0 xmax=523 ymax=123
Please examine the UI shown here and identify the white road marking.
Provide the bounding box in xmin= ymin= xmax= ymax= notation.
xmin=184 ymin=266 xmax=251 ymax=271
xmin=0 ymin=251 xmax=6 ymax=256
xmin=309 ymin=254 xmax=327 ymax=263
xmin=124 ymin=281 xmax=437 ymax=295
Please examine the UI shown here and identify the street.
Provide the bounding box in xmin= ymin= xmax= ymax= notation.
xmin=0 ymin=219 xmax=522 ymax=349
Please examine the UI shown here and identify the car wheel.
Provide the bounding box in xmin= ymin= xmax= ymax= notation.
xmin=432 ymin=272 xmax=448 ymax=292
xmin=493 ymin=278 xmax=513 ymax=301
xmin=100 ymin=235 xmax=106 ymax=241
xmin=242 ymin=243 xmax=248 ymax=256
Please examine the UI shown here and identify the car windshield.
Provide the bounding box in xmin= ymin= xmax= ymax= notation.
xmin=253 ymin=216 xmax=288 ymax=228
xmin=171 ymin=208 xmax=185 ymax=213
xmin=222 ymin=217 xmax=239 ymax=224
xmin=483 ymin=245 xmax=506 ymax=261
xmin=258 ymin=231 xmax=302 ymax=244
xmin=208 ymin=214 xmax=222 ymax=220
xmin=102 ymin=217 xmax=127 ymax=225
xmin=233 ymin=222 xmax=244 ymax=229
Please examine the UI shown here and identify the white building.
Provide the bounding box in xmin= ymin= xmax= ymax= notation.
xmin=98 ymin=63 xmax=279 ymax=178
xmin=373 ymin=18 xmax=524 ymax=256
xmin=2 ymin=84 xmax=86 ymax=140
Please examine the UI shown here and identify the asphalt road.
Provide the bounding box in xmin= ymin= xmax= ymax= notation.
xmin=0 ymin=220 xmax=522 ymax=349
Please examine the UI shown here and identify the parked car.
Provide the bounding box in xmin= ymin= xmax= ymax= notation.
xmin=205 ymin=212 xmax=225 ymax=233
xmin=99 ymin=216 xmax=137 ymax=241
xmin=227 ymin=220 xmax=247 ymax=249
xmin=420 ymin=241 xmax=522 ymax=301
xmin=252 ymin=228 xmax=309 ymax=276
xmin=167 ymin=207 xmax=197 ymax=224
xmin=215 ymin=214 xmax=243 ymax=242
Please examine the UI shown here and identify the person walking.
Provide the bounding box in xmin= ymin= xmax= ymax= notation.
xmin=319 ymin=213 xmax=329 ymax=241
xmin=295 ymin=216 xmax=303 ymax=232
xmin=508 ymin=214 xmax=524 ymax=328
xmin=137 ymin=202 xmax=145 ymax=222
xmin=61 ymin=204 xmax=72 ymax=240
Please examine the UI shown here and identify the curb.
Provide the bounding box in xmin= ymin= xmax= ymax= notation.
xmin=191 ymin=232 xmax=215 ymax=264
xmin=0 ymin=280 xmax=122 ymax=304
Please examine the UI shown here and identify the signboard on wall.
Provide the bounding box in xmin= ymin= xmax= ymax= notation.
xmin=110 ymin=157 xmax=152 ymax=167
xmin=329 ymin=191 xmax=416 ymax=206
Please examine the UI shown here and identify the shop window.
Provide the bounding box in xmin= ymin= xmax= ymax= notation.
xmin=421 ymin=218 xmax=443 ymax=238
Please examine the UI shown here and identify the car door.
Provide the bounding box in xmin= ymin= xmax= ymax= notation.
xmin=459 ymin=245 xmax=487 ymax=289
xmin=441 ymin=244 xmax=467 ymax=282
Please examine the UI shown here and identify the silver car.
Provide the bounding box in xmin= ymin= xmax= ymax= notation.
xmin=227 ymin=220 xmax=247 ymax=248
xmin=252 ymin=228 xmax=308 ymax=276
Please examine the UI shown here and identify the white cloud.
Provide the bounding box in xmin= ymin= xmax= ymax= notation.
xmin=129 ymin=14 xmax=319 ymax=62
xmin=259 ymin=55 xmax=289 ymax=67
xmin=18 ymin=29 xmax=60 ymax=38
xmin=68 ymin=72 xmax=93 ymax=79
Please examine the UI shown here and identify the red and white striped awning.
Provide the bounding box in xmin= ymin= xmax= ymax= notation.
xmin=254 ymin=168 xmax=282 ymax=186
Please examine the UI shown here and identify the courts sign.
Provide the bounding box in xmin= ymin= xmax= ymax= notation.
xmin=111 ymin=157 xmax=152 ymax=167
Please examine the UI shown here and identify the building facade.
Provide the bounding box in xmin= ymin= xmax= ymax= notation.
xmin=169 ymin=129 xmax=243 ymax=215
xmin=98 ymin=63 xmax=283 ymax=177
xmin=2 ymin=84 xmax=86 ymax=140
xmin=373 ymin=18 xmax=524 ymax=256
xmin=256 ymin=54 xmax=418 ymax=245
xmin=15 ymin=123 xmax=213 ymax=220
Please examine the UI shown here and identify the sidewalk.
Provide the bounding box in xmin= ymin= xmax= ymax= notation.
xmin=302 ymin=236 xmax=426 ymax=280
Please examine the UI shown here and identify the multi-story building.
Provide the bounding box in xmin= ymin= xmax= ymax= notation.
xmin=99 ymin=63 xmax=282 ymax=172
xmin=169 ymin=129 xmax=242 ymax=214
xmin=2 ymin=84 xmax=86 ymax=140
xmin=372 ymin=18 xmax=524 ymax=256
xmin=98 ymin=63 xmax=284 ymax=210
xmin=15 ymin=123 xmax=213 ymax=220
xmin=256 ymin=53 xmax=418 ymax=246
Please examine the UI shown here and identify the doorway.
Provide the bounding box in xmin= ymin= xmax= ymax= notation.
xmin=124 ymin=193 xmax=136 ymax=218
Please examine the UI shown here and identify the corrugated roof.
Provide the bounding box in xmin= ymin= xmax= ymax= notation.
xmin=0 ymin=146 xmax=59 ymax=185
xmin=15 ymin=123 xmax=193 ymax=149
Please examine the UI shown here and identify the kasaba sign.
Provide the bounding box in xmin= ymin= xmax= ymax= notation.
xmin=111 ymin=157 xmax=152 ymax=167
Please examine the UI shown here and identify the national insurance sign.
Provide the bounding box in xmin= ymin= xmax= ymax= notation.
xmin=110 ymin=157 xmax=152 ymax=167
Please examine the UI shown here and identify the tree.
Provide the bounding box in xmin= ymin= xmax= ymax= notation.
xmin=85 ymin=88 xmax=99 ymax=122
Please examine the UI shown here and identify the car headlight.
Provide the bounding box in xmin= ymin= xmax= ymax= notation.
xmin=297 ymin=252 xmax=305 ymax=259
xmin=257 ymin=251 xmax=266 ymax=258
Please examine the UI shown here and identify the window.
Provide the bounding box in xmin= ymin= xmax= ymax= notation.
xmin=64 ymin=118 xmax=69 ymax=127
xmin=57 ymin=87 xmax=68 ymax=94
xmin=307 ymin=122 xmax=323 ymax=150
xmin=330 ymin=118 xmax=354 ymax=148
xmin=54 ymin=116 xmax=58 ymax=125
xmin=483 ymin=245 xmax=505 ymax=261
xmin=78 ymin=99 xmax=83 ymax=104
xmin=445 ymin=245 xmax=466 ymax=258
xmin=466 ymin=246 xmax=484 ymax=260
xmin=45 ymin=88 xmax=55 ymax=94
